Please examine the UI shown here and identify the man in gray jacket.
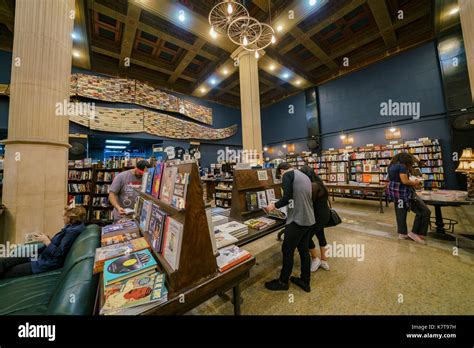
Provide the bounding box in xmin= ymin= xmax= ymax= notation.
xmin=265 ymin=162 xmax=315 ymax=292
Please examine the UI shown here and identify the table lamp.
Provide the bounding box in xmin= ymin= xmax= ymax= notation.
xmin=455 ymin=148 xmax=474 ymax=199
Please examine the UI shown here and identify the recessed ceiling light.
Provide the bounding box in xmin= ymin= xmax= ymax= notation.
xmin=263 ymin=146 xmax=269 ymax=152
xmin=71 ymin=32 xmax=78 ymax=40
xmin=448 ymin=7 xmax=459 ymax=15
xmin=222 ymin=68 xmax=229 ymax=75
xmin=271 ymin=35 xmax=276 ymax=44
xmin=72 ymin=51 xmax=80 ymax=58
xmin=269 ymin=64 xmax=276 ymax=71
xmin=282 ymin=143 xmax=287 ymax=148
xmin=210 ymin=79 xmax=216 ymax=85
xmin=296 ymin=80 xmax=302 ymax=85
xmin=276 ymin=25 xmax=283 ymax=32
xmin=105 ymin=145 xmax=126 ymax=149
xmin=309 ymin=0 xmax=317 ymax=6
xmin=178 ymin=10 xmax=186 ymax=22
xmin=282 ymin=73 xmax=289 ymax=79
xmin=340 ymin=134 xmax=346 ymax=140
xmin=200 ymin=87 xmax=206 ymax=93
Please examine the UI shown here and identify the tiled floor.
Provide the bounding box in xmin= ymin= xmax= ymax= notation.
xmin=191 ymin=198 xmax=474 ymax=315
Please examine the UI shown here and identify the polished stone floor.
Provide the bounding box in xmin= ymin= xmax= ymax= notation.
xmin=191 ymin=197 xmax=474 ymax=315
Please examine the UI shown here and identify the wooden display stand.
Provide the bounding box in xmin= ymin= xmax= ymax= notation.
xmin=136 ymin=162 xmax=217 ymax=295
xmin=230 ymin=168 xmax=282 ymax=221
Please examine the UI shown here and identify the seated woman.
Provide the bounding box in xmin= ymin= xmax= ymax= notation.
xmin=0 ymin=206 xmax=87 ymax=279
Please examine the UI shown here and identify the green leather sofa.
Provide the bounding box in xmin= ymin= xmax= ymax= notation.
xmin=0 ymin=224 xmax=100 ymax=315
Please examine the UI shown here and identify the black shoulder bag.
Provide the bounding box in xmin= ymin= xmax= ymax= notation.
xmin=325 ymin=198 xmax=342 ymax=227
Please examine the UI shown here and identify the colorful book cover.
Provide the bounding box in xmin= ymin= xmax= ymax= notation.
xmin=139 ymin=200 xmax=153 ymax=233
xmin=103 ymin=249 xmax=158 ymax=286
xmin=257 ymin=191 xmax=268 ymax=208
xmin=245 ymin=192 xmax=259 ymax=211
xmin=216 ymin=245 xmax=251 ymax=272
xmin=171 ymin=172 xmax=189 ymax=210
xmin=265 ymin=188 xmax=276 ymax=202
xmin=147 ymin=204 xmax=167 ymax=253
xmin=151 ymin=162 xmax=165 ymax=198
xmin=162 ymin=217 xmax=184 ymax=271
xmin=160 ymin=166 xmax=178 ymax=205
xmin=101 ymin=221 xmax=139 ymax=238
xmin=214 ymin=231 xmax=238 ymax=249
xmin=101 ymin=232 xmax=142 ymax=247
xmin=101 ymin=272 xmax=167 ymax=314
xmin=145 ymin=167 xmax=155 ymax=194
xmin=94 ymin=237 xmax=150 ymax=274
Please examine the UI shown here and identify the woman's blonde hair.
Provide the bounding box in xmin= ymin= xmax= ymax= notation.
xmin=64 ymin=206 xmax=87 ymax=224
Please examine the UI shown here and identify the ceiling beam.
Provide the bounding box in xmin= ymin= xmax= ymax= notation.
xmin=0 ymin=0 xmax=14 ymax=33
xmin=90 ymin=45 xmax=196 ymax=82
xmin=280 ymin=0 xmax=366 ymax=55
xmin=367 ymin=0 xmax=398 ymax=48
xmin=72 ymin=0 xmax=91 ymax=70
xmin=251 ymin=0 xmax=269 ymax=13
xmin=306 ymin=3 xmax=431 ymax=72
xmin=87 ymin=0 xmax=219 ymax=62
xmin=168 ymin=38 xmax=206 ymax=83
xmin=119 ymin=2 xmax=141 ymax=69
xmin=289 ymin=26 xmax=338 ymax=70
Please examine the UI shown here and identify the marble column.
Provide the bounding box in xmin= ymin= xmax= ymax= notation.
xmin=2 ymin=0 xmax=74 ymax=243
xmin=459 ymin=0 xmax=474 ymax=102
xmin=231 ymin=47 xmax=263 ymax=166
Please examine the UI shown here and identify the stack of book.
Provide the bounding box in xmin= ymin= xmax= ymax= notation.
xmin=101 ymin=249 xmax=168 ymax=315
xmin=216 ymin=245 xmax=251 ymax=273
xmin=211 ymin=214 xmax=228 ymax=227
xmin=214 ymin=221 xmax=248 ymax=239
xmin=93 ymin=237 xmax=150 ymax=273
xmin=244 ymin=216 xmax=277 ymax=231
xmin=210 ymin=207 xmax=231 ymax=217
xmin=101 ymin=220 xmax=141 ymax=246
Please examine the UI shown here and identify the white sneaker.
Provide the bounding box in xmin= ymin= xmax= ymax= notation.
xmin=398 ymin=234 xmax=409 ymax=240
xmin=311 ymin=257 xmax=321 ymax=272
xmin=320 ymin=260 xmax=330 ymax=271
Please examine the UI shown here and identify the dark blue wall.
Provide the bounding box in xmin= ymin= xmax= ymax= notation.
xmin=261 ymin=41 xmax=457 ymax=188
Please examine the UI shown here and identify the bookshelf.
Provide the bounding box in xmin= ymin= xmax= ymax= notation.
xmin=134 ymin=163 xmax=217 ymax=294
xmin=68 ymin=160 xmax=93 ymax=220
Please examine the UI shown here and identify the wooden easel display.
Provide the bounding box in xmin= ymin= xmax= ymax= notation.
xmin=136 ymin=162 xmax=217 ymax=295
xmin=230 ymin=168 xmax=282 ymax=221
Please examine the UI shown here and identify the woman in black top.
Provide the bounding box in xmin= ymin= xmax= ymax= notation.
xmin=300 ymin=165 xmax=331 ymax=271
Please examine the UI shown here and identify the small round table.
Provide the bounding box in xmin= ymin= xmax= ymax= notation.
xmin=419 ymin=190 xmax=473 ymax=243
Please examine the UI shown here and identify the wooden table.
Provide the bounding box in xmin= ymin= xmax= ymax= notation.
xmin=326 ymin=183 xmax=388 ymax=213
xmin=97 ymin=257 xmax=256 ymax=316
xmin=418 ymin=191 xmax=473 ymax=245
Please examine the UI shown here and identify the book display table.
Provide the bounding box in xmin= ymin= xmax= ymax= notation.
xmin=326 ymin=183 xmax=388 ymax=213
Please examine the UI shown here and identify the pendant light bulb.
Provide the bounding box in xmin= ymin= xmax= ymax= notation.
xmin=255 ymin=50 xmax=260 ymax=59
xmin=210 ymin=26 xmax=217 ymax=39
xmin=271 ymin=35 xmax=276 ymax=44
xmin=227 ymin=3 xmax=233 ymax=14
xmin=243 ymin=35 xmax=248 ymax=46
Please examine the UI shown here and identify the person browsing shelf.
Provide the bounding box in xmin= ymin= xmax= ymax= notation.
xmin=0 ymin=206 xmax=87 ymax=279
xmin=386 ymin=152 xmax=430 ymax=244
xmin=109 ymin=160 xmax=149 ymax=222
xmin=300 ymin=165 xmax=331 ymax=272
xmin=264 ymin=162 xmax=315 ymax=293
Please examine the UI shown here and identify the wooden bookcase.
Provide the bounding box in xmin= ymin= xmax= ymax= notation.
xmin=230 ymin=168 xmax=282 ymax=221
xmin=136 ymin=162 xmax=217 ymax=295
xmin=67 ymin=166 xmax=93 ymax=218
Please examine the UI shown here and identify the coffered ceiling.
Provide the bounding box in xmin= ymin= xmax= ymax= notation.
xmin=0 ymin=0 xmax=437 ymax=108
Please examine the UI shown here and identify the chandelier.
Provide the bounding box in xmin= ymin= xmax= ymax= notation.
xmin=209 ymin=0 xmax=276 ymax=58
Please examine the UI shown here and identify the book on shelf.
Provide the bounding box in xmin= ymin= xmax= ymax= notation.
xmin=139 ymin=200 xmax=153 ymax=233
xmin=93 ymin=237 xmax=150 ymax=274
xmin=214 ymin=231 xmax=238 ymax=249
xmin=151 ymin=162 xmax=165 ymax=198
xmin=145 ymin=167 xmax=155 ymax=195
xmin=101 ymin=221 xmax=140 ymax=238
xmin=265 ymin=188 xmax=276 ymax=202
xmin=147 ymin=204 xmax=167 ymax=254
xmin=205 ymin=209 xmax=218 ymax=256
xmin=160 ymin=166 xmax=178 ymax=205
xmin=141 ymin=172 xmax=149 ymax=192
xmin=245 ymin=192 xmax=259 ymax=212
xmin=244 ymin=218 xmax=268 ymax=231
xmin=216 ymin=245 xmax=251 ymax=273
xmin=271 ymin=168 xmax=282 ymax=184
xmin=161 ymin=217 xmax=184 ymax=271
xmin=257 ymin=216 xmax=277 ymax=226
xmin=171 ymin=172 xmax=189 ymax=210
xmin=103 ymin=249 xmax=158 ymax=287
xmin=256 ymin=191 xmax=268 ymax=208
xmin=101 ymin=271 xmax=167 ymax=315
